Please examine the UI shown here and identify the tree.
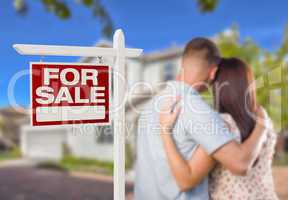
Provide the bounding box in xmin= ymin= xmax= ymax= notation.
xmin=13 ymin=0 xmax=220 ymax=38
xmin=197 ymin=0 xmax=219 ymax=13
xmin=215 ymin=26 xmax=288 ymax=132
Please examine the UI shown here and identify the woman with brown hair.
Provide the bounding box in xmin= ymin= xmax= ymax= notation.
xmin=159 ymin=57 xmax=278 ymax=199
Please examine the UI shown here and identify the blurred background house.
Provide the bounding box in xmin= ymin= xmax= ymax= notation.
xmin=0 ymin=33 xmax=282 ymax=166
xmin=1 ymin=0 xmax=288 ymax=199
xmin=0 ymin=107 xmax=28 ymax=151
xmin=1 ymin=33 xmax=288 ymax=165
xmin=3 ymin=41 xmax=183 ymax=163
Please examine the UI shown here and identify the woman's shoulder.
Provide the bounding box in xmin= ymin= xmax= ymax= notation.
xmin=220 ymin=113 xmax=237 ymax=129
xmin=260 ymin=107 xmax=277 ymax=142
xmin=220 ymin=113 xmax=233 ymax=123
xmin=220 ymin=113 xmax=241 ymax=142
xmin=220 ymin=107 xmax=272 ymax=129
xmin=256 ymin=107 xmax=275 ymax=135
xmin=262 ymin=107 xmax=274 ymax=129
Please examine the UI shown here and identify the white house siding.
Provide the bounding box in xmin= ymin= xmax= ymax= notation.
xmin=126 ymin=59 xmax=142 ymax=90
xmin=143 ymin=62 xmax=162 ymax=86
xmin=21 ymin=125 xmax=114 ymax=162
xmin=21 ymin=126 xmax=67 ymax=161
xmin=142 ymin=58 xmax=181 ymax=87
xmin=66 ymin=126 xmax=113 ymax=161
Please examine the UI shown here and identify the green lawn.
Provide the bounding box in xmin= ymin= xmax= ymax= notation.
xmin=0 ymin=148 xmax=21 ymax=162
xmin=60 ymin=156 xmax=114 ymax=175
xmin=37 ymin=156 xmax=114 ymax=175
xmin=37 ymin=143 xmax=134 ymax=175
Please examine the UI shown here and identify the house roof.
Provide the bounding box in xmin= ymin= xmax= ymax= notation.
xmin=79 ymin=40 xmax=113 ymax=63
xmin=79 ymin=40 xmax=184 ymax=63
xmin=0 ymin=106 xmax=28 ymax=118
xmin=0 ymin=106 xmax=30 ymax=131
xmin=139 ymin=46 xmax=183 ymax=63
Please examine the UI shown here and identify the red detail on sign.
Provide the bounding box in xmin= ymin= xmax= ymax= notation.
xmin=31 ymin=62 xmax=110 ymax=126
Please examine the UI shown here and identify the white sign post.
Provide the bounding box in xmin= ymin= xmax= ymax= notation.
xmin=13 ymin=29 xmax=143 ymax=200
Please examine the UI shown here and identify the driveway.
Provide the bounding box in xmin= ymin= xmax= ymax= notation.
xmin=0 ymin=166 xmax=132 ymax=200
xmin=0 ymin=166 xmax=286 ymax=200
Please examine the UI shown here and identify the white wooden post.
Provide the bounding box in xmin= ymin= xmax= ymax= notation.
xmin=113 ymin=29 xmax=126 ymax=200
xmin=13 ymin=29 xmax=142 ymax=200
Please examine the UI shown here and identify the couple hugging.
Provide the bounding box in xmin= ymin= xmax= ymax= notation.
xmin=134 ymin=38 xmax=278 ymax=200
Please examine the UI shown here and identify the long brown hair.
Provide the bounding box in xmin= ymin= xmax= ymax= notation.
xmin=213 ymin=57 xmax=257 ymax=142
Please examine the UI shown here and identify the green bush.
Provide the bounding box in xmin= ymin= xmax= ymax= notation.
xmin=37 ymin=161 xmax=67 ymax=172
xmin=60 ymin=156 xmax=114 ymax=175
xmin=125 ymin=142 xmax=134 ymax=170
xmin=0 ymin=147 xmax=21 ymax=161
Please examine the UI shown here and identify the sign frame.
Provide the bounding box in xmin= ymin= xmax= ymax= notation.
xmin=13 ymin=29 xmax=143 ymax=200
xmin=30 ymin=61 xmax=112 ymax=127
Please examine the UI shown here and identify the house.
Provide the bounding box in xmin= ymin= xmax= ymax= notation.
xmin=0 ymin=107 xmax=29 ymax=145
xmin=13 ymin=39 xmax=288 ymax=162
xmin=20 ymin=41 xmax=183 ymax=161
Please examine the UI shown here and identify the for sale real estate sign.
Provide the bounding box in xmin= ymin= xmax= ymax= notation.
xmin=31 ymin=62 xmax=110 ymax=126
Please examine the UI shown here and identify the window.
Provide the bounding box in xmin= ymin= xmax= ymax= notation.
xmin=163 ymin=63 xmax=175 ymax=81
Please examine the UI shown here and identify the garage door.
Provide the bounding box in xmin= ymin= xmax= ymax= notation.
xmin=21 ymin=126 xmax=67 ymax=161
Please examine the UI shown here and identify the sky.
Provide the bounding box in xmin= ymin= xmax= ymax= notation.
xmin=0 ymin=0 xmax=287 ymax=107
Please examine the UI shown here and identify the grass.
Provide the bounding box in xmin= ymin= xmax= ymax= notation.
xmin=37 ymin=161 xmax=67 ymax=172
xmin=37 ymin=156 xmax=114 ymax=175
xmin=60 ymin=156 xmax=114 ymax=175
xmin=0 ymin=147 xmax=21 ymax=162
xmin=49 ymin=142 xmax=134 ymax=175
